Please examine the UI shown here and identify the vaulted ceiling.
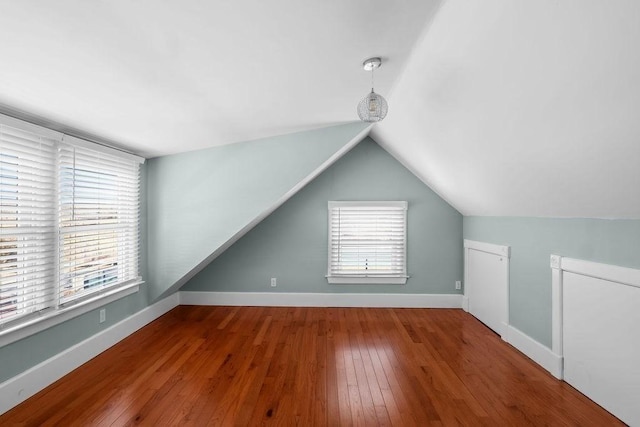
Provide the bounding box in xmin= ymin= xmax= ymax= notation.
xmin=1 ymin=0 xmax=638 ymax=219
xmin=373 ymin=0 xmax=640 ymax=218
xmin=0 ymin=0 xmax=439 ymax=158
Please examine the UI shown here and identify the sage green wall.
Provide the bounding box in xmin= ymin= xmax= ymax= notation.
xmin=1 ymin=123 xmax=369 ymax=384
xmin=0 ymin=164 xmax=151 ymax=384
xmin=146 ymin=122 xmax=369 ymax=301
xmin=463 ymin=216 xmax=640 ymax=348
xmin=0 ymin=292 xmax=149 ymax=383
xmin=183 ymin=138 xmax=463 ymax=294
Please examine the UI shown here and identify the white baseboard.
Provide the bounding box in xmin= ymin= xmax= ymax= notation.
xmin=462 ymin=296 xmax=469 ymax=312
xmin=505 ymin=325 xmax=563 ymax=379
xmin=0 ymin=293 xmax=179 ymax=416
xmin=179 ymin=291 xmax=463 ymax=308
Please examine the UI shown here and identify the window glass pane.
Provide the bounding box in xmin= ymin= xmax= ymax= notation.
xmin=0 ymin=124 xmax=57 ymax=324
xmin=58 ymin=144 xmax=140 ymax=305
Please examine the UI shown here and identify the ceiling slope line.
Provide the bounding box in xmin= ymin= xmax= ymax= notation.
xmin=373 ymin=136 xmax=463 ymax=215
xmin=381 ymin=0 xmax=446 ymax=105
xmin=155 ymin=124 xmax=373 ymax=301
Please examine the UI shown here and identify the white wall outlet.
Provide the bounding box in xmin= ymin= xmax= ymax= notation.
xmin=99 ymin=309 xmax=106 ymax=323
xmin=455 ymin=280 xmax=462 ymax=290
xmin=270 ymin=278 xmax=277 ymax=287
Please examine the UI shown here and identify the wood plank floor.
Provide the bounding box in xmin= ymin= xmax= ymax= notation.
xmin=1 ymin=306 xmax=622 ymax=426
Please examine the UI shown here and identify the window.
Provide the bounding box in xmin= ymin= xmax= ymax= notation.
xmin=0 ymin=125 xmax=57 ymax=322
xmin=58 ymin=138 xmax=141 ymax=304
xmin=327 ymin=201 xmax=408 ymax=284
xmin=0 ymin=116 xmax=143 ymax=332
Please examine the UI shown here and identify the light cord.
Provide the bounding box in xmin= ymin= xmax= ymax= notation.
xmin=371 ymin=67 xmax=375 ymax=92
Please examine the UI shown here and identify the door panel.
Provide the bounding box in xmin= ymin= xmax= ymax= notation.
xmin=467 ymin=248 xmax=507 ymax=336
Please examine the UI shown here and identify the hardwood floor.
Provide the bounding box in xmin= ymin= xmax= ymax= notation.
xmin=1 ymin=306 xmax=622 ymax=426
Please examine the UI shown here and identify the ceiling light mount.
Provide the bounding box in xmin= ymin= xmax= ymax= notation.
xmin=358 ymin=57 xmax=388 ymax=123
xmin=363 ymin=57 xmax=382 ymax=71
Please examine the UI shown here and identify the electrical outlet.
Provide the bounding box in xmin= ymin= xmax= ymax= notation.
xmin=99 ymin=309 xmax=106 ymax=323
xmin=455 ymin=281 xmax=461 ymax=290
xmin=270 ymin=278 xmax=277 ymax=287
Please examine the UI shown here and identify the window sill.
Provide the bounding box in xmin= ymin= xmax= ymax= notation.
xmin=0 ymin=282 xmax=142 ymax=348
xmin=327 ymin=276 xmax=408 ymax=285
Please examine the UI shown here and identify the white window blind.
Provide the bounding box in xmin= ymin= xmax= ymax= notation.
xmin=0 ymin=123 xmax=58 ymax=323
xmin=327 ymin=201 xmax=408 ymax=285
xmin=58 ymin=140 xmax=141 ymax=304
xmin=0 ymin=115 xmax=143 ymax=330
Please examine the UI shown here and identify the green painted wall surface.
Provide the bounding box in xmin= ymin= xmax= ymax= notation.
xmin=463 ymin=216 xmax=640 ymax=347
xmin=146 ymin=123 xmax=369 ymax=301
xmin=184 ymin=138 xmax=463 ymax=294
xmin=0 ymin=291 xmax=148 ymax=383
xmin=1 ymin=123 xmax=368 ymax=384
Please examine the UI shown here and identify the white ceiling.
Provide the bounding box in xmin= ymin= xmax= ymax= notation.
xmin=2 ymin=1 xmax=639 ymax=219
xmin=0 ymin=0 xmax=439 ymax=158
xmin=373 ymin=0 xmax=640 ymax=218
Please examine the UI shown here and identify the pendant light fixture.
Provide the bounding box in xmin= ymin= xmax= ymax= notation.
xmin=357 ymin=57 xmax=388 ymax=122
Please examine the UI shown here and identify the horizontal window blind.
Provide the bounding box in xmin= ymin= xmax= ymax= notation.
xmin=58 ymin=141 xmax=141 ymax=305
xmin=328 ymin=201 xmax=407 ymax=279
xmin=0 ymin=114 xmax=143 ymax=329
xmin=0 ymin=123 xmax=58 ymax=324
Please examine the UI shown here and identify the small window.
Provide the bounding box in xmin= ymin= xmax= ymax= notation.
xmin=327 ymin=201 xmax=408 ymax=284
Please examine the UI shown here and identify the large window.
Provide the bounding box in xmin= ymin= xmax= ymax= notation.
xmin=327 ymin=201 xmax=408 ymax=284
xmin=0 ymin=116 xmax=143 ymax=330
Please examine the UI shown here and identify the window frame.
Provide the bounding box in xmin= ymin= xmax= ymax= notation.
xmin=0 ymin=115 xmax=144 ymax=348
xmin=326 ymin=200 xmax=408 ymax=285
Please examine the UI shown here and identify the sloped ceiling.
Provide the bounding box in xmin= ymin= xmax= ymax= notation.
xmin=0 ymin=0 xmax=439 ymax=158
xmin=373 ymin=0 xmax=640 ymax=219
xmin=2 ymin=1 xmax=638 ymax=219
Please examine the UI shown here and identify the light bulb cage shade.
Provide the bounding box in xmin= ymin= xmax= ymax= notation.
xmin=357 ymin=90 xmax=388 ymax=122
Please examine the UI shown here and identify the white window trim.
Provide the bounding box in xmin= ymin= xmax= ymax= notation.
xmin=327 ymin=200 xmax=409 ymax=285
xmin=327 ymin=276 xmax=408 ymax=285
xmin=0 ymin=113 xmax=144 ymax=347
